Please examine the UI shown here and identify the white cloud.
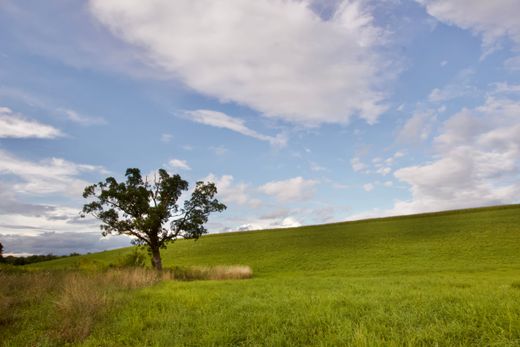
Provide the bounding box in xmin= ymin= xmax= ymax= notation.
xmin=351 ymin=157 xmax=367 ymax=172
xmin=185 ymin=109 xmax=287 ymax=146
xmin=168 ymin=159 xmax=191 ymax=170
xmin=376 ymin=167 xmax=392 ymax=176
xmin=233 ymin=216 xmax=301 ymax=232
xmin=0 ymin=150 xmax=110 ymax=240
xmin=392 ymin=95 xmax=520 ymax=214
xmin=89 ymin=0 xmax=393 ymax=125
xmin=57 ymin=108 xmax=106 ymax=126
xmin=204 ymin=174 xmax=260 ymax=207
xmin=0 ymin=149 xmax=106 ymax=196
xmin=259 ymin=177 xmax=318 ymax=202
xmin=161 ymin=133 xmax=173 ymax=143
xmin=363 ymin=183 xmax=374 ymax=192
xmin=0 ymin=107 xmax=63 ymax=139
xmin=418 ymin=0 xmax=520 ymax=57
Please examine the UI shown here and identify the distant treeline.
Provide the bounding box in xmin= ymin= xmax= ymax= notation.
xmin=1 ymin=253 xmax=82 ymax=266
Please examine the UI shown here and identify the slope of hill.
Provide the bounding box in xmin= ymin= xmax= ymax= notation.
xmin=13 ymin=205 xmax=520 ymax=345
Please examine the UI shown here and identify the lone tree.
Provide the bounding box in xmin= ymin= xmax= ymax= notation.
xmin=0 ymin=241 xmax=3 ymax=262
xmin=82 ymin=168 xmax=226 ymax=270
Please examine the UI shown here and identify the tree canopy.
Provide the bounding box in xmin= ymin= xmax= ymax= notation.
xmin=82 ymin=168 xmax=226 ymax=270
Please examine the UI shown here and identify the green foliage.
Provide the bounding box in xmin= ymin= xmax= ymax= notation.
xmin=112 ymin=247 xmax=147 ymax=268
xmin=82 ymin=168 xmax=226 ymax=270
xmin=2 ymin=254 xmax=66 ymax=266
xmin=6 ymin=204 xmax=520 ymax=346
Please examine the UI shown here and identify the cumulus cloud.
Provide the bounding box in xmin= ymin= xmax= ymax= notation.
xmin=362 ymin=183 xmax=374 ymax=192
xmin=168 ymin=159 xmax=191 ymax=170
xmin=259 ymin=177 xmax=318 ymax=202
xmin=185 ymin=109 xmax=287 ymax=146
xmin=204 ymin=174 xmax=261 ymax=207
xmin=418 ymin=0 xmax=520 ymax=57
xmin=392 ymin=95 xmax=520 ymax=214
xmin=89 ymin=0 xmax=393 ymax=125
xmin=351 ymin=157 xmax=367 ymax=172
xmin=0 ymin=107 xmax=63 ymax=139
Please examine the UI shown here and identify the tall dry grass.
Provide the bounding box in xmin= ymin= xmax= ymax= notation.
xmin=0 ymin=267 xmax=170 ymax=344
xmin=171 ymin=265 xmax=253 ymax=281
xmin=1 ymin=264 xmax=251 ymax=345
xmin=53 ymin=268 xmax=170 ymax=343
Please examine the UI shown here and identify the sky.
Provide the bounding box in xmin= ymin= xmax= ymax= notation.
xmin=1 ymin=0 xmax=519 ymax=255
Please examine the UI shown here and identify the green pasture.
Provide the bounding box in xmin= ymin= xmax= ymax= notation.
xmin=2 ymin=205 xmax=520 ymax=346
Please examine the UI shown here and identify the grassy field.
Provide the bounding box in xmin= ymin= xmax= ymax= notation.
xmin=2 ymin=204 xmax=520 ymax=346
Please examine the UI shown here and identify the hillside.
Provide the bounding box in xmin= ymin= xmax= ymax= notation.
xmin=33 ymin=204 xmax=520 ymax=276
xmin=13 ymin=204 xmax=520 ymax=345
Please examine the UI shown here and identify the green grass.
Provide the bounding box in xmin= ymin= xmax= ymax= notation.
xmin=4 ymin=204 xmax=520 ymax=346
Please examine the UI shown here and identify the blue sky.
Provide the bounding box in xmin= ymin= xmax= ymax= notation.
xmin=1 ymin=0 xmax=519 ymax=255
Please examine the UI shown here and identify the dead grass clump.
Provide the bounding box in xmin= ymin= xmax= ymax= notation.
xmin=103 ymin=268 xmax=172 ymax=289
xmin=54 ymin=273 xmax=108 ymax=343
xmin=172 ymin=265 xmax=252 ymax=281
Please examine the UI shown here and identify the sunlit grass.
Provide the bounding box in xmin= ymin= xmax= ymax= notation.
xmin=2 ymin=204 xmax=520 ymax=346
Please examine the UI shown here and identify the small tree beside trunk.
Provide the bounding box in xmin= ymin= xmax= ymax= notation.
xmin=82 ymin=168 xmax=226 ymax=271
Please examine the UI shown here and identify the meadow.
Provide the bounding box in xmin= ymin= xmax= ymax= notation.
xmin=2 ymin=204 xmax=520 ymax=346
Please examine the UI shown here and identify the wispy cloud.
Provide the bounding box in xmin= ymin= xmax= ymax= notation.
xmin=185 ymin=109 xmax=287 ymax=147
xmin=0 ymin=107 xmax=63 ymax=139
xmin=57 ymin=108 xmax=106 ymax=126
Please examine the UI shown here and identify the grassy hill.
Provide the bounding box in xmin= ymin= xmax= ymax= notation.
xmin=5 ymin=204 xmax=520 ymax=346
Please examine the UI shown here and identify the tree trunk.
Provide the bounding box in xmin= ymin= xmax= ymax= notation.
xmin=151 ymin=247 xmax=163 ymax=271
